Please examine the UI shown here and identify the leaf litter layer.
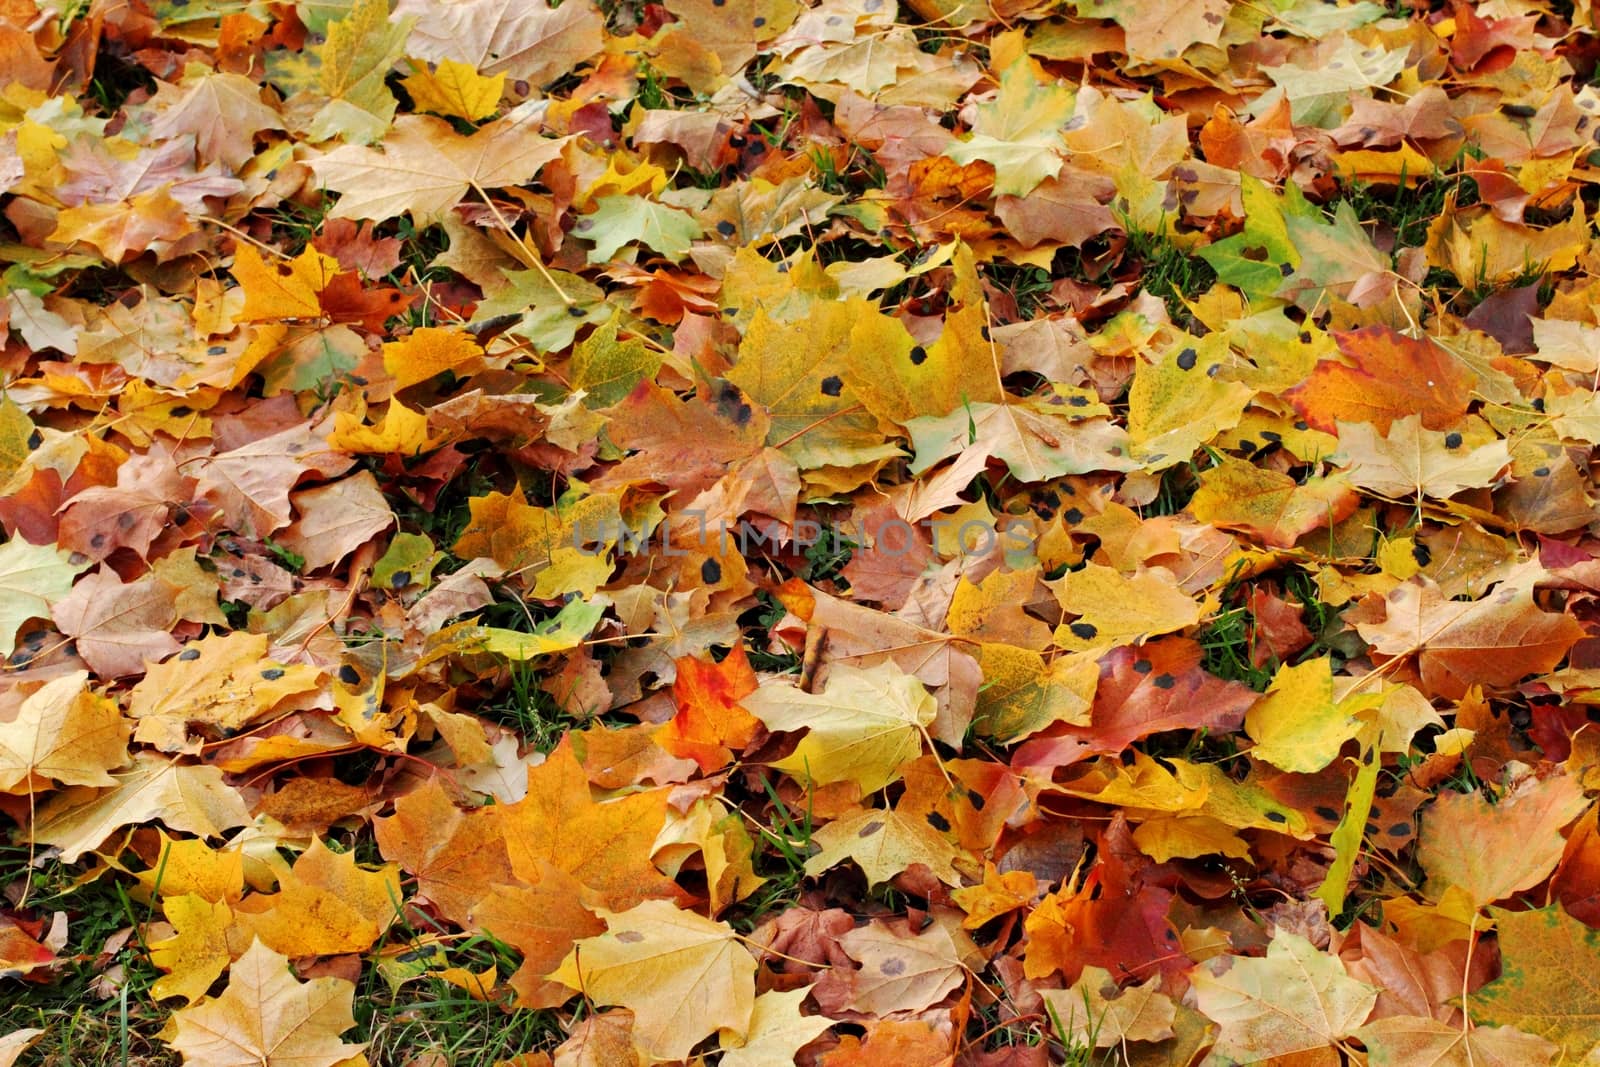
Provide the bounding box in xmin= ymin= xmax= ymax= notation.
xmin=3 ymin=0 xmax=1600 ymax=1063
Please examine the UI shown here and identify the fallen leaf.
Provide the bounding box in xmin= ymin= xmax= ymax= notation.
xmin=548 ymin=899 xmax=756 ymax=1060
xmin=167 ymin=939 xmax=366 ymax=1067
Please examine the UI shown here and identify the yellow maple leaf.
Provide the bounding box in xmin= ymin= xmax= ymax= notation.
xmin=400 ymin=59 xmax=505 ymax=122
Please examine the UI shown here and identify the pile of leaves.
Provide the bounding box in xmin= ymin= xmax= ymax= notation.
xmin=6 ymin=0 xmax=1600 ymax=1062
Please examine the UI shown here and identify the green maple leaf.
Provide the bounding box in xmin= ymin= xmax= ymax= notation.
xmin=579 ymin=195 xmax=703 ymax=264
xmin=1198 ymin=174 xmax=1307 ymax=302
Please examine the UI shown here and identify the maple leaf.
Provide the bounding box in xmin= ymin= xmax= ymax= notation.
xmin=1286 ymin=327 xmax=1475 ymax=434
xmin=1127 ymin=337 xmax=1254 ymax=469
xmin=0 ymin=671 xmax=128 ymax=792
xmin=1189 ymin=457 xmax=1358 ymax=549
xmin=233 ymin=838 xmax=403 ymax=956
xmin=50 ymin=567 xmax=183 ymax=678
xmin=812 ymin=919 xmax=964 ymax=1016
xmin=1192 ymin=930 xmax=1379 ymax=1063
xmin=741 ymin=662 xmax=935 ymax=794
xmin=1474 ymin=905 xmax=1600 ymax=1063
xmin=32 ymin=752 xmax=250 ymax=863
xmin=400 ymin=60 xmax=506 ymax=122
xmin=804 ymin=806 xmax=968 ymax=887
xmin=1353 ymin=574 xmax=1585 ymax=699
xmin=944 ymin=59 xmax=1076 ymax=197
xmin=0 ymin=536 xmax=87 ymax=661
xmin=394 ymin=0 xmax=605 ymax=88
xmin=1053 ymin=563 xmax=1206 ymax=648
xmin=167 ymin=939 xmax=366 ymax=1067
xmin=549 ymin=899 xmax=757 ymax=1061
xmin=311 ymin=109 xmax=570 ymax=224
xmin=578 ymin=194 xmax=704 ymax=264
xmin=906 ymin=399 xmax=1136 ymax=483
xmin=1021 ymin=639 xmax=1256 ymax=765
xmin=1042 ymin=966 xmax=1177 ymax=1048
xmin=142 ymin=69 xmax=284 ymax=169
xmin=1356 ymin=1016 xmax=1558 ymax=1067
xmin=496 ymin=741 xmax=679 ymax=909
xmin=718 ymin=987 xmax=833 ymax=1067
xmin=373 ymin=778 xmax=513 ymax=924
xmin=1244 ymin=657 xmax=1368 ymax=773
xmin=303 ymin=0 xmax=413 ymax=144
xmin=656 ymin=644 xmax=761 ymax=772
xmin=149 ymin=894 xmax=240 ymax=1004
xmin=1416 ymin=773 xmax=1588 ymax=908
xmin=1340 ymin=416 xmax=1511 ymax=500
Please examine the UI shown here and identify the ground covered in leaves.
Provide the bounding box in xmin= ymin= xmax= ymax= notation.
xmin=5 ymin=0 xmax=1600 ymax=1063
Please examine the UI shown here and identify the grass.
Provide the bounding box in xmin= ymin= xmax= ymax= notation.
xmin=1198 ymin=604 xmax=1276 ymax=691
xmin=0 ymin=851 xmax=175 ymax=1067
xmin=986 ymin=262 xmax=1057 ymax=319
xmin=1119 ymin=227 xmax=1217 ymax=320
xmin=477 ymin=658 xmax=596 ymax=751
xmin=356 ymin=926 xmax=565 ymax=1066
xmin=1336 ymin=166 xmax=1477 ymax=253
xmin=798 ymin=522 xmax=856 ymax=585
xmin=742 ymin=592 xmax=802 ymax=674
xmin=1197 ymin=567 xmax=1346 ymax=690
xmin=726 ymin=773 xmax=815 ymax=933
